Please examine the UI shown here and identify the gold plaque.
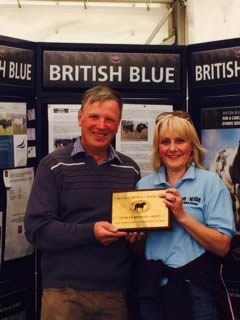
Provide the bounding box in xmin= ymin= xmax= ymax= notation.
xmin=112 ymin=190 xmax=171 ymax=231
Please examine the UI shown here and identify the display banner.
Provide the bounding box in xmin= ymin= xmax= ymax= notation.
xmin=43 ymin=50 xmax=181 ymax=90
xmin=188 ymin=39 xmax=240 ymax=97
xmin=0 ymin=45 xmax=33 ymax=87
xmin=191 ymin=47 xmax=240 ymax=88
xmin=201 ymin=106 xmax=240 ymax=231
xmin=201 ymin=106 xmax=240 ymax=320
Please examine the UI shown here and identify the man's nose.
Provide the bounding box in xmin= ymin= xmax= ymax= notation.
xmin=96 ymin=118 xmax=106 ymax=128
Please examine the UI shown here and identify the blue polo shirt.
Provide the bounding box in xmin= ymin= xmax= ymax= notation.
xmin=136 ymin=165 xmax=236 ymax=267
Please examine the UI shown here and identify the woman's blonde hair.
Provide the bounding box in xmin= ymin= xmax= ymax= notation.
xmin=152 ymin=111 xmax=206 ymax=171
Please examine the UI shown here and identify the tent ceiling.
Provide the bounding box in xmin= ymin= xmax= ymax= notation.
xmin=0 ymin=0 xmax=174 ymax=6
xmin=0 ymin=0 xmax=185 ymax=44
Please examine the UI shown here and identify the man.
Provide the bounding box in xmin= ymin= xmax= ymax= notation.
xmin=24 ymin=85 xmax=141 ymax=320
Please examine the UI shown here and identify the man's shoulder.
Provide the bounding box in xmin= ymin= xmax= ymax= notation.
xmin=40 ymin=144 xmax=74 ymax=167
xmin=116 ymin=151 xmax=139 ymax=168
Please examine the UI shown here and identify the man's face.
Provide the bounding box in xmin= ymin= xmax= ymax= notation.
xmin=78 ymin=99 xmax=121 ymax=154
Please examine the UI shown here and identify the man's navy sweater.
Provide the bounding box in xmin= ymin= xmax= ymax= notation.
xmin=24 ymin=143 xmax=140 ymax=290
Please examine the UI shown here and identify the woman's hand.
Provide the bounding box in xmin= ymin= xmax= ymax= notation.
xmin=159 ymin=188 xmax=186 ymax=222
xmin=126 ymin=231 xmax=145 ymax=243
xmin=159 ymin=189 xmax=231 ymax=256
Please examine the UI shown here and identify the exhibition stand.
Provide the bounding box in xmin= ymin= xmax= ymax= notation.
xmin=0 ymin=34 xmax=239 ymax=319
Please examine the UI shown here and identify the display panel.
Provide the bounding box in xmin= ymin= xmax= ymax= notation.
xmin=201 ymin=106 xmax=240 ymax=231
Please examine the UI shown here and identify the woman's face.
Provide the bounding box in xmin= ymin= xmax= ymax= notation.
xmin=159 ymin=133 xmax=193 ymax=172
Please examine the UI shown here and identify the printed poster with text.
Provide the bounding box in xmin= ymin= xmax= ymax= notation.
xmin=0 ymin=102 xmax=27 ymax=168
xmin=201 ymin=107 xmax=240 ymax=231
xmin=3 ymin=167 xmax=34 ymax=261
xmin=115 ymin=104 xmax=172 ymax=177
xmin=201 ymin=107 xmax=240 ymax=320
xmin=48 ymin=104 xmax=81 ymax=153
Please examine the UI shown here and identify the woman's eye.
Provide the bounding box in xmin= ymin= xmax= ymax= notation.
xmin=160 ymin=140 xmax=170 ymax=145
xmin=175 ymin=139 xmax=185 ymax=144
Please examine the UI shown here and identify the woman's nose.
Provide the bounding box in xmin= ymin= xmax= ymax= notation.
xmin=169 ymin=142 xmax=177 ymax=150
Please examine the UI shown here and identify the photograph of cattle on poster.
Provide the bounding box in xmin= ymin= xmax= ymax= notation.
xmin=0 ymin=117 xmax=13 ymax=135
xmin=121 ymin=120 xmax=148 ymax=141
xmin=0 ymin=104 xmax=27 ymax=136
xmin=202 ymin=125 xmax=240 ymax=231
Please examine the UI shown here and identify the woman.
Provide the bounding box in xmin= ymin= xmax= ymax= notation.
xmin=136 ymin=111 xmax=236 ymax=320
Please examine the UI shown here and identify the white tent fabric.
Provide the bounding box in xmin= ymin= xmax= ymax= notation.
xmin=0 ymin=3 xmax=169 ymax=44
xmin=0 ymin=0 xmax=239 ymax=44
xmin=187 ymin=0 xmax=240 ymax=44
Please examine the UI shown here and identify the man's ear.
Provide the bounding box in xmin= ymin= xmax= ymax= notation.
xmin=78 ymin=111 xmax=82 ymax=127
xmin=116 ymin=122 xmax=121 ymax=134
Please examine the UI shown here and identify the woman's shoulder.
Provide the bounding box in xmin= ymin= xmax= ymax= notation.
xmin=195 ymin=167 xmax=224 ymax=183
xmin=137 ymin=172 xmax=157 ymax=188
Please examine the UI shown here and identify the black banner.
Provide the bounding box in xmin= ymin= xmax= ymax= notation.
xmin=43 ymin=50 xmax=181 ymax=90
xmin=201 ymin=106 xmax=240 ymax=129
xmin=0 ymin=45 xmax=34 ymax=87
xmin=191 ymin=46 xmax=240 ymax=88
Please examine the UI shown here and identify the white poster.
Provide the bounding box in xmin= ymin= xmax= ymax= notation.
xmin=116 ymin=104 xmax=173 ymax=176
xmin=48 ymin=104 xmax=81 ymax=153
xmin=13 ymin=134 xmax=27 ymax=167
xmin=3 ymin=167 xmax=34 ymax=261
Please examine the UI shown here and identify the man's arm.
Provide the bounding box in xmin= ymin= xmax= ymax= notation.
xmin=24 ymin=160 xmax=97 ymax=251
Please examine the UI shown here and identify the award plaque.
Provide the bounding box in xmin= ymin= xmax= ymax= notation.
xmin=112 ymin=189 xmax=171 ymax=231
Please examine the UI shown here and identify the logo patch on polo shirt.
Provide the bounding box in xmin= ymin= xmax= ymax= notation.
xmin=182 ymin=196 xmax=201 ymax=206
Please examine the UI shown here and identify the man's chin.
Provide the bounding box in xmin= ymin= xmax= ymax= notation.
xmin=94 ymin=137 xmax=112 ymax=145
xmin=93 ymin=141 xmax=110 ymax=149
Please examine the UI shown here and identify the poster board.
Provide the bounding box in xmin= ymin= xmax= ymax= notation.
xmin=115 ymin=103 xmax=173 ymax=176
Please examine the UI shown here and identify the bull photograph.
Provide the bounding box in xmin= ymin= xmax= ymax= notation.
xmin=210 ymin=141 xmax=240 ymax=230
xmin=121 ymin=120 xmax=148 ymax=141
xmin=201 ymin=107 xmax=240 ymax=231
xmin=0 ymin=118 xmax=13 ymax=135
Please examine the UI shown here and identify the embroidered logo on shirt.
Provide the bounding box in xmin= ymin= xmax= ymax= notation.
xmin=182 ymin=196 xmax=201 ymax=206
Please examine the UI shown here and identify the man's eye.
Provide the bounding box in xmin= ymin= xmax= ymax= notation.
xmin=90 ymin=115 xmax=98 ymax=120
xmin=106 ymin=118 xmax=114 ymax=123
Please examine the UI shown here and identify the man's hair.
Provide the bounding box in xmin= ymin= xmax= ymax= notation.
xmin=152 ymin=112 xmax=206 ymax=171
xmin=81 ymin=85 xmax=123 ymax=116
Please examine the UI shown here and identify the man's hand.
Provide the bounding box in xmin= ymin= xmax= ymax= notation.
xmin=94 ymin=221 xmax=127 ymax=245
